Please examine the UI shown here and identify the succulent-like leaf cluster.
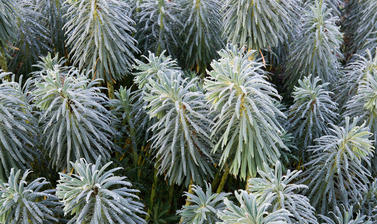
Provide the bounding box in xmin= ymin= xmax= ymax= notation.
xmin=341 ymin=0 xmax=360 ymax=57
xmin=64 ymin=0 xmax=138 ymax=82
xmin=285 ymin=1 xmax=342 ymax=88
xmin=142 ymin=69 xmax=214 ymax=186
xmin=359 ymin=180 xmax=377 ymax=223
xmin=205 ymin=46 xmax=286 ymax=179
xmin=56 ymin=158 xmax=146 ymax=224
xmin=111 ymin=87 xmax=151 ymax=157
xmin=320 ymin=206 xmax=372 ymax=224
xmin=136 ymin=0 xmax=181 ymax=56
xmin=32 ymin=53 xmax=68 ymax=76
xmin=324 ymin=0 xmax=342 ymax=17
xmin=248 ymin=162 xmax=318 ymax=224
xmin=178 ymin=0 xmax=223 ymax=73
xmin=133 ymin=51 xmax=180 ymax=90
xmin=345 ymin=69 xmax=377 ymax=145
xmin=353 ymin=0 xmax=377 ymax=56
xmin=302 ymin=117 xmax=374 ymax=214
xmin=178 ymin=184 xmax=229 ymax=224
xmin=2 ymin=1 xmax=377 ymax=222
xmin=0 ymin=0 xmax=16 ymax=50
xmin=217 ymin=190 xmax=291 ymax=224
xmin=32 ymin=57 xmax=114 ymax=170
xmin=338 ymin=49 xmax=377 ymax=104
xmin=288 ymin=75 xmax=338 ymax=150
xmin=0 ymin=72 xmax=37 ymax=179
xmin=344 ymin=67 xmax=377 ymax=174
xmin=0 ymin=169 xmax=59 ymax=224
xmin=36 ymin=0 xmax=67 ymax=56
xmin=223 ymin=0 xmax=296 ymax=50
xmin=9 ymin=0 xmax=50 ymax=74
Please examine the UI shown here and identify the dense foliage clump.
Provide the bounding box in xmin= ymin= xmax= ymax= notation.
xmin=1 ymin=0 xmax=377 ymax=223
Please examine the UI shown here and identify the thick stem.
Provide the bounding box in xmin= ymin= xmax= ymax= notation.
xmin=216 ymin=165 xmax=230 ymax=193
xmin=128 ymin=124 xmax=139 ymax=168
xmin=211 ymin=170 xmax=221 ymax=190
xmin=0 ymin=166 xmax=5 ymax=183
xmin=184 ymin=179 xmax=194 ymax=206
xmin=0 ymin=47 xmax=8 ymax=72
xmin=137 ymin=149 xmax=144 ymax=181
xmin=147 ymin=168 xmax=159 ymax=221
xmin=106 ymin=81 xmax=115 ymax=99
xmin=246 ymin=175 xmax=251 ymax=191
xmin=179 ymin=179 xmax=194 ymax=224
xmin=246 ymin=172 xmax=258 ymax=191
xmin=167 ymin=184 xmax=175 ymax=213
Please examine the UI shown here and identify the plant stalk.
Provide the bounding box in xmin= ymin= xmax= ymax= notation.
xmin=216 ymin=164 xmax=230 ymax=193
xmin=0 ymin=47 xmax=8 ymax=72
xmin=106 ymin=81 xmax=115 ymax=99
xmin=168 ymin=184 xmax=175 ymax=213
xmin=179 ymin=179 xmax=194 ymax=224
xmin=147 ymin=168 xmax=159 ymax=221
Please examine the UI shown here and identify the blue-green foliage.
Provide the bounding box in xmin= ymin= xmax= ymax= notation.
xmin=56 ymin=158 xmax=146 ymax=224
xmin=288 ymin=75 xmax=338 ymax=150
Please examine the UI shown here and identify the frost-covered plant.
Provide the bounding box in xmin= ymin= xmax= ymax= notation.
xmin=32 ymin=53 xmax=68 ymax=76
xmin=345 ymin=70 xmax=377 ymax=145
xmin=288 ymin=75 xmax=338 ymax=150
xmin=36 ymin=0 xmax=66 ymax=56
xmin=32 ymin=57 xmax=114 ymax=170
xmin=133 ymin=51 xmax=180 ymax=90
xmin=285 ymin=0 xmax=342 ymax=88
xmin=64 ymin=0 xmax=138 ymax=82
xmin=178 ymin=0 xmax=224 ymax=73
xmin=223 ymin=0 xmax=297 ymax=50
xmin=9 ymin=0 xmax=50 ymax=74
xmin=110 ymin=86 xmax=151 ymax=163
xmin=337 ymin=49 xmax=377 ymax=104
xmin=205 ymin=45 xmax=286 ymax=180
xmin=279 ymin=131 xmax=299 ymax=169
xmin=359 ymin=179 xmax=377 ymax=222
xmin=135 ymin=0 xmax=181 ymax=56
xmin=325 ymin=0 xmax=342 ymax=17
xmin=56 ymin=158 xmax=146 ymax=224
xmin=0 ymin=72 xmax=37 ymax=179
xmin=302 ymin=117 xmax=374 ymax=214
xmin=320 ymin=206 xmax=372 ymax=224
xmin=0 ymin=169 xmax=59 ymax=224
xmin=353 ymin=0 xmax=377 ymax=56
xmin=248 ymin=161 xmax=318 ymax=224
xmin=177 ymin=184 xmax=229 ymax=224
xmin=0 ymin=0 xmax=16 ymax=50
xmin=217 ymin=190 xmax=291 ymax=224
xmin=345 ymin=69 xmax=377 ymax=175
xmin=143 ymin=70 xmax=214 ymax=186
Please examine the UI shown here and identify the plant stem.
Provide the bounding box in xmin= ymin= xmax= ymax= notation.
xmin=246 ymin=175 xmax=251 ymax=191
xmin=0 ymin=47 xmax=8 ymax=72
xmin=216 ymin=164 xmax=230 ymax=193
xmin=137 ymin=150 xmax=144 ymax=181
xmin=128 ymin=127 xmax=139 ymax=168
xmin=106 ymin=81 xmax=115 ymax=99
xmin=246 ymin=172 xmax=257 ymax=191
xmin=147 ymin=168 xmax=159 ymax=221
xmin=167 ymin=184 xmax=175 ymax=213
xmin=179 ymin=179 xmax=194 ymax=224
xmin=211 ymin=169 xmax=221 ymax=190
